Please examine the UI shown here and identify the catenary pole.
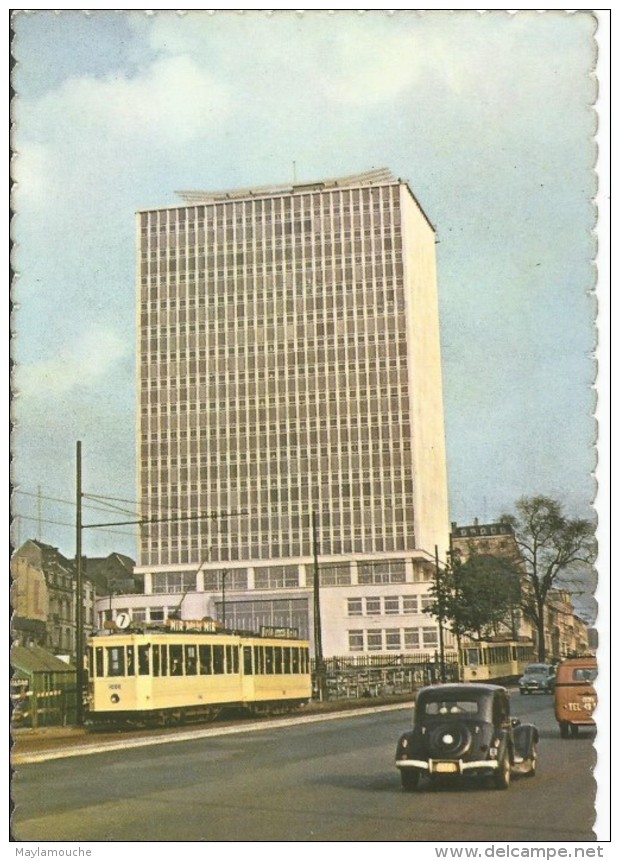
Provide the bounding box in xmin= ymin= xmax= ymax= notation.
xmin=75 ymin=441 xmax=84 ymax=725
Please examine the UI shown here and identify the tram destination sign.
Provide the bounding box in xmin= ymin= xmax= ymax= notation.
xmin=260 ymin=626 xmax=299 ymax=640
xmin=165 ymin=618 xmax=220 ymax=633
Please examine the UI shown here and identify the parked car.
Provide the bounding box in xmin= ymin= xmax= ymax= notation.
xmin=554 ymin=656 xmax=597 ymax=739
xmin=518 ymin=663 xmax=556 ymax=695
xmin=395 ymin=683 xmax=538 ymax=791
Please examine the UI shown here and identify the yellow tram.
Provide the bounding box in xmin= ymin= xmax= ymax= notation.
xmin=87 ymin=624 xmax=312 ymax=725
xmin=460 ymin=640 xmax=535 ymax=683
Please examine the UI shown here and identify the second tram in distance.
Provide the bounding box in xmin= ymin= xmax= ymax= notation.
xmin=460 ymin=640 xmax=535 ymax=683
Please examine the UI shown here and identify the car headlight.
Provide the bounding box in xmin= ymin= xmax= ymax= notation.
xmin=401 ymin=738 xmax=408 ymax=749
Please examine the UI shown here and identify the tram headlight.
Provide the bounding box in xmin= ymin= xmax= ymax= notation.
xmin=110 ymin=694 xmax=120 ymax=704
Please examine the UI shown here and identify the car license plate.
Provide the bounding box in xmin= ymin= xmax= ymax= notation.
xmin=433 ymin=762 xmax=458 ymax=774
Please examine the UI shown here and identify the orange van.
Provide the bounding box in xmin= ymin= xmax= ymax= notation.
xmin=554 ymin=656 xmax=597 ymax=739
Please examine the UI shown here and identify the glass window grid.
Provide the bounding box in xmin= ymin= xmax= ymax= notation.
xmin=139 ymin=186 xmax=415 ymax=568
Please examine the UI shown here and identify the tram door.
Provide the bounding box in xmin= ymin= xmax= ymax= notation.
xmin=240 ymin=644 xmax=256 ymax=702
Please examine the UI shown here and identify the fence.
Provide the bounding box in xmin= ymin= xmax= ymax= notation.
xmin=311 ymin=652 xmax=460 ymax=701
xmin=11 ymin=679 xmax=77 ymax=728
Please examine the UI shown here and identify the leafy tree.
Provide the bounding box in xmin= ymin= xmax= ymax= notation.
xmin=424 ymin=553 xmax=521 ymax=643
xmin=500 ymin=496 xmax=596 ymax=661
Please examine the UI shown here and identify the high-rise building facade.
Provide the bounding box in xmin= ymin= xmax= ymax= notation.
xmin=134 ymin=169 xmax=450 ymax=656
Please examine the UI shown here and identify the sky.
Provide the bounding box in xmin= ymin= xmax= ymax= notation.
xmin=11 ymin=10 xmax=602 ymax=573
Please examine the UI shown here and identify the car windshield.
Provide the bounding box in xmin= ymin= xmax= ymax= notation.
xmin=572 ymin=668 xmax=597 ymax=682
xmin=423 ymin=700 xmax=480 ymax=716
xmin=525 ymin=665 xmax=550 ymax=675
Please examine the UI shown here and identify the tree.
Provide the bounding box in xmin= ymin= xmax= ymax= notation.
xmin=499 ymin=496 xmax=596 ymax=661
xmin=424 ymin=553 xmax=521 ymax=643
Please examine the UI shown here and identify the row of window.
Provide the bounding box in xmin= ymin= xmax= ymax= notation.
xmin=141 ymin=244 xmax=401 ymax=265
xmin=141 ymin=281 xmax=404 ymax=308
xmin=348 ymin=627 xmax=439 ymax=652
xmin=347 ymin=594 xmax=433 ymax=616
xmin=148 ymin=561 xmax=419 ymax=594
xmin=141 ymin=538 xmax=416 ymax=566
xmin=140 ymin=190 xmax=400 ymax=230
xmin=90 ymin=643 xmax=310 ymax=678
xmin=142 ymin=207 xmax=400 ymax=238
xmin=142 ymin=198 xmax=399 ymax=229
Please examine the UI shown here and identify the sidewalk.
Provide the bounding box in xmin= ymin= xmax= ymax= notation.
xmin=11 ymin=693 xmax=415 ymax=759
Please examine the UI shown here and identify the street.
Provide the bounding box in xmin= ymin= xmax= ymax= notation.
xmin=11 ymin=694 xmax=596 ymax=842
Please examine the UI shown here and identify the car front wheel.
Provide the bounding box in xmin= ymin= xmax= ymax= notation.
xmin=493 ymin=751 xmax=511 ymax=790
xmin=525 ymin=745 xmax=538 ymax=777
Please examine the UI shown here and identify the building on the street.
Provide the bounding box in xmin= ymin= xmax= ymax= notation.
xmin=450 ymin=520 xmax=591 ymax=659
xmin=113 ymin=168 xmax=450 ymax=658
xmin=11 ymin=540 xmax=94 ymax=657
xmin=86 ymin=552 xmax=142 ymax=616
xmin=544 ymin=589 xmax=590 ymax=659
xmin=11 ymin=552 xmax=49 ymax=649
xmin=11 ymin=540 xmax=137 ymax=660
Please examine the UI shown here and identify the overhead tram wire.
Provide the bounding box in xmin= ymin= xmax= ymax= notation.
xmin=14 ymin=489 xmax=140 ymax=518
xmin=13 ymin=513 xmax=139 ymax=538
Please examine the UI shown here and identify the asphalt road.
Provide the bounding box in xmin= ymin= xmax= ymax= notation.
xmin=11 ymin=694 xmax=597 ymax=842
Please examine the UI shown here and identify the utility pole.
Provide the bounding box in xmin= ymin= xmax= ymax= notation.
xmin=37 ymin=485 xmax=42 ymax=542
xmin=435 ymin=545 xmax=446 ymax=683
xmin=312 ymin=511 xmax=325 ymax=700
xmin=221 ymin=571 xmax=228 ymax=630
xmin=75 ymin=441 xmax=84 ymax=725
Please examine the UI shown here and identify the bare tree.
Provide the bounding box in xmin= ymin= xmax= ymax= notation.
xmin=500 ymin=496 xmax=595 ymax=661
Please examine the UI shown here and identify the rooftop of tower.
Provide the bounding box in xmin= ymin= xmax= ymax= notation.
xmin=175 ymin=167 xmax=401 ymax=205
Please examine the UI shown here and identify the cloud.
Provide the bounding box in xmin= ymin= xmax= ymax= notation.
xmin=21 ymin=53 xmax=229 ymax=150
xmin=14 ymin=328 xmax=130 ymax=399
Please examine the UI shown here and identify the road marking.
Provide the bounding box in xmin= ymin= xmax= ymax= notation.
xmin=12 ymin=702 xmax=412 ymax=764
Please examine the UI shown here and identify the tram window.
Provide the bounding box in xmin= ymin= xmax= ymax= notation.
xmin=232 ymin=646 xmax=239 ymax=674
xmin=283 ymin=647 xmax=291 ymax=674
xmin=225 ymin=645 xmax=235 ymax=674
xmin=161 ymin=645 xmax=168 ymax=676
xmin=243 ymin=646 xmax=253 ymax=675
xmin=95 ymin=648 xmax=104 ymax=678
xmin=107 ymin=647 xmax=125 ymax=677
xmin=303 ymin=648 xmax=309 ymax=673
xmin=153 ymin=645 xmax=161 ymax=676
xmin=253 ymin=646 xmax=260 ymax=674
xmin=185 ymin=645 xmax=197 ymax=675
xmin=138 ymin=645 xmax=150 ymax=675
xmin=292 ymin=648 xmax=300 ymax=673
xmin=127 ymin=646 xmax=135 ymax=676
xmin=265 ymin=647 xmax=274 ymax=674
xmin=274 ymin=647 xmax=283 ymax=674
xmin=213 ymin=645 xmax=225 ymax=674
xmin=170 ymin=644 xmax=183 ymax=676
xmin=87 ymin=648 xmax=93 ymax=677
xmin=466 ymin=648 xmax=479 ymax=667
xmin=199 ymin=645 xmax=212 ymax=674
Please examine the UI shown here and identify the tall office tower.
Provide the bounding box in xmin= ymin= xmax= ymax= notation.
xmin=136 ymin=169 xmax=450 ymax=655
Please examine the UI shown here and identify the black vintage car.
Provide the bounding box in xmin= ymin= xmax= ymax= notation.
xmin=395 ymin=683 xmax=539 ymax=791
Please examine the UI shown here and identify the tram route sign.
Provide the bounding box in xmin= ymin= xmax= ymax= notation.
xmin=260 ymin=626 xmax=299 ymax=640
xmin=165 ymin=618 xmax=220 ymax=633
